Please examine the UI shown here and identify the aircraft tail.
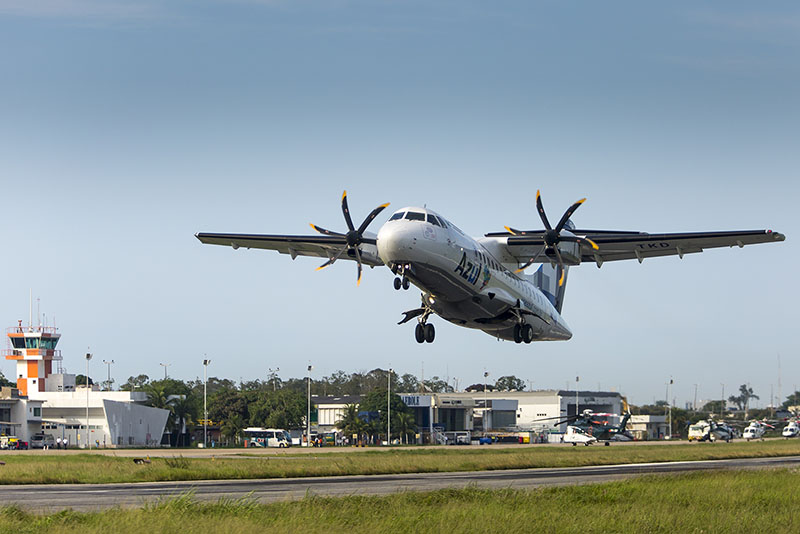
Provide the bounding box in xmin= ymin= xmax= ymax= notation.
xmin=529 ymin=264 xmax=569 ymax=313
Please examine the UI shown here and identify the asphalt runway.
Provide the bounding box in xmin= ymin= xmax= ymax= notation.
xmin=3 ymin=455 xmax=799 ymax=512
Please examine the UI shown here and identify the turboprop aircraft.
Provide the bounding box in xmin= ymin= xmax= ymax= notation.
xmin=196 ymin=190 xmax=785 ymax=344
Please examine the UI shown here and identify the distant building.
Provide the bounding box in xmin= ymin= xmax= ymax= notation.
xmin=0 ymin=387 xmax=43 ymax=443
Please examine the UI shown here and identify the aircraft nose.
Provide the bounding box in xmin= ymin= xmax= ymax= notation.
xmin=377 ymin=224 xmax=417 ymax=264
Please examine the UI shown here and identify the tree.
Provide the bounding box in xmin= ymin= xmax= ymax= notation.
xmin=358 ymin=389 xmax=413 ymax=440
xmin=702 ymin=400 xmax=726 ymax=413
xmin=395 ymin=411 xmax=416 ymax=444
xmin=422 ymin=376 xmax=453 ymax=393
xmin=247 ymin=389 xmax=306 ymax=429
xmin=336 ymin=404 xmax=366 ymax=440
xmin=465 ymin=383 xmax=494 ymax=392
xmin=221 ymin=413 xmax=245 ymax=446
xmin=120 ymin=374 xmax=149 ymax=391
xmin=170 ymin=395 xmax=196 ymax=447
xmin=729 ymin=384 xmax=759 ymax=415
xmin=75 ymin=374 xmax=93 ymax=386
xmin=782 ymin=391 xmax=800 ymax=411
xmin=397 ymin=373 xmax=419 ymax=393
xmin=495 ymin=375 xmax=526 ymax=391
xmin=0 ymin=370 xmax=14 ymax=388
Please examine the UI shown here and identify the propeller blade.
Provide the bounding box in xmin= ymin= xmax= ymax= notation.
xmin=555 ymin=198 xmax=586 ymax=233
xmin=514 ymin=247 xmax=543 ymax=273
xmin=553 ymin=247 xmax=566 ymax=286
xmin=357 ymin=202 xmax=391 ymax=235
xmin=341 ymin=190 xmax=355 ymax=232
xmin=560 ymin=235 xmax=599 ymax=251
xmin=310 ymin=224 xmax=344 ymax=237
xmin=354 ymin=247 xmax=363 ymax=286
xmin=535 ymin=190 xmax=552 ymax=231
xmin=315 ymin=247 xmax=347 ymax=271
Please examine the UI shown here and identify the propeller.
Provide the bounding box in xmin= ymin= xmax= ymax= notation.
xmin=310 ymin=190 xmax=390 ymax=286
xmin=509 ymin=190 xmax=599 ymax=285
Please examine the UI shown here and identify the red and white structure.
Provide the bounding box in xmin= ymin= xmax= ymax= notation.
xmin=4 ymin=320 xmax=63 ymax=396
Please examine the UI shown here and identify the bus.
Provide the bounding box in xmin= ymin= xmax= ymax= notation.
xmin=243 ymin=427 xmax=292 ymax=448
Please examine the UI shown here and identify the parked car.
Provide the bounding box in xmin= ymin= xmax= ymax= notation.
xmin=30 ymin=433 xmax=56 ymax=449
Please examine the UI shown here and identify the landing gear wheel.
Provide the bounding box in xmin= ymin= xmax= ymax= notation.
xmin=424 ymin=323 xmax=435 ymax=343
xmin=513 ymin=324 xmax=523 ymax=344
xmin=604 ymin=442 xmax=610 ymax=446
xmin=415 ymin=323 xmax=425 ymax=344
xmin=393 ymin=277 xmax=402 ymax=290
xmin=402 ymin=277 xmax=410 ymax=290
xmin=522 ymin=324 xmax=534 ymax=344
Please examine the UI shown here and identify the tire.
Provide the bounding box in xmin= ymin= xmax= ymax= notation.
xmin=415 ymin=323 xmax=425 ymax=343
xmin=393 ymin=277 xmax=402 ymax=290
xmin=402 ymin=277 xmax=410 ymax=290
xmin=424 ymin=323 xmax=435 ymax=343
xmin=522 ymin=324 xmax=534 ymax=344
xmin=513 ymin=324 xmax=522 ymax=344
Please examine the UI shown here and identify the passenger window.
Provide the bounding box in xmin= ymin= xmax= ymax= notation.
xmin=405 ymin=212 xmax=425 ymax=221
xmin=388 ymin=212 xmax=404 ymax=221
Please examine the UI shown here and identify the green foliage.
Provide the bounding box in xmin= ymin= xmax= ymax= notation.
xmin=494 ymin=375 xmax=526 ymax=391
xmin=782 ymin=390 xmax=800 ymax=410
xmin=247 ymin=389 xmax=306 ymax=429
xmin=729 ymin=383 xmax=759 ymax=412
xmin=0 ymin=370 xmax=14 ymax=388
xmin=75 ymin=374 xmax=93 ymax=386
xmin=357 ymin=389 xmax=413 ymax=439
xmin=701 ymin=400 xmax=725 ymax=413
xmin=120 ymin=374 xmax=149 ymax=391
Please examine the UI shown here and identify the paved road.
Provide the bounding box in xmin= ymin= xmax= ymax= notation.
xmin=2 ymin=455 xmax=799 ymax=512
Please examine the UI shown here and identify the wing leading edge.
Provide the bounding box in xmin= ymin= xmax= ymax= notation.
xmin=195 ymin=232 xmax=383 ymax=266
xmin=493 ymin=229 xmax=785 ymax=267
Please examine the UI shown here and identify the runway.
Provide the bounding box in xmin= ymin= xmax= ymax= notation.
xmin=3 ymin=455 xmax=799 ymax=512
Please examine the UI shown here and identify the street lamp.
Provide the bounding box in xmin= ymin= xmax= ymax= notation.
xmin=307 ymin=364 xmax=313 ymax=447
xmin=268 ymin=367 xmax=280 ymax=391
xmin=102 ymin=359 xmax=114 ymax=391
xmin=203 ymin=358 xmax=211 ymax=449
xmin=160 ymin=362 xmax=170 ymax=380
xmin=85 ymin=352 xmax=92 ymax=449
xmin=483 ymin=370 xmax=489 ymax=431
xmin=668 ymin=377 xmax=674 ymax=438
xmin=387 ymin=368 xmax=393 ymax=446
xmin=575 ymin=376 xmax=580 ymax=417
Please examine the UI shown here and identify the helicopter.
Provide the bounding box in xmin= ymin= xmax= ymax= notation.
xmin=687 ymin=417 xmax=737 ymax=442
xmin=539 ymin=409 xmax=632 ymax=446
xmin=742 ymin=420 xmax=774 ymax=441
xmin=782 ymin=420 xmax=799 ymax=439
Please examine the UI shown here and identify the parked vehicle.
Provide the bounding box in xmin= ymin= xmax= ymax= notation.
xmin=243 ymin=427 xmax=292 ymax=448
xmin=30 ymin=433 xmax=56 ymax=449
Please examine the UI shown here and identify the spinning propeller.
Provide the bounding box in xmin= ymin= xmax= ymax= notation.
xmin=310 ymin=190 xmax=390 ymax=286
xmin=506 ymin=190 xmax=599 ymax=286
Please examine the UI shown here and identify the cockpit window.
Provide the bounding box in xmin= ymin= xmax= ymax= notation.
xmin=404 ymin=211 xmax=425 ymax=221
xmin=427 ymin=214 xmax=441 ymax=226
xmin=388 ymin=212 xmax=404 ymax=221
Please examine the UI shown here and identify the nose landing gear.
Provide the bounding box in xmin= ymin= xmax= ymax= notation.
xmin=392 ymin=264 xmax=411 ymax=290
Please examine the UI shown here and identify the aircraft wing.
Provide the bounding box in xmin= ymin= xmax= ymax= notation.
xmin=195 ymin=232 xmax=384 ymax=267
xmin=493 ymin=229 xmax=785 ymax=267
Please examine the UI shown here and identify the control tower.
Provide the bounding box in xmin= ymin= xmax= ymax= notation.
xmin=4 ymin=320 xmax=63 ymax=396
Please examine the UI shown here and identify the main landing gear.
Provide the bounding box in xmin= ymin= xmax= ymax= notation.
xmin=415 ymin=322 xmax=435 ymax=344
xmin=513 ymin=323 xmax=534 ymax=344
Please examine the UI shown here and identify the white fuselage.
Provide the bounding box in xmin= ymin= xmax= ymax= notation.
xmin=374 ymin=207 xmax=572 ymax=342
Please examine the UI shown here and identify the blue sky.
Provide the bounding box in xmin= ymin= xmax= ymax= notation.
xmin=1 ymin=1 xmax=797 ymax=408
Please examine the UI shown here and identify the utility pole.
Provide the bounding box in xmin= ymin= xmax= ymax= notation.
xmin=387 ymin=368 xmax=393 ymax=445
xmin=575 ymin=376 xmax=580 ymax=417
xmin=693 ymin=383 xmax=698 ymax=411
xmin=160 ymin=362 xmax=170 ymax=380
xmin=668 ymin=377 xmax=673 ymax=439
xmin=85 ymin=352 xmax=92 ymax=449
xmin=483 ymin=370 xmax=489 ymax=431
xmin=720 ymin=383 xmax=725 ymax=418
xmin=203 ymin=357 xmax=211 ymax=449
xmin=307 ymin=364 xmax=313 ymax=447
xmin=102 ymin=359 xmax=114 ymax=391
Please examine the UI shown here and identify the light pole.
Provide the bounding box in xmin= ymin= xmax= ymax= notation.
xmin=668 ymin=377 xmax=674 ymax=438
xmin=85 ymin=352 xmax=92 ymax=449
xmin=721 ymin=383 xmax=725 ymax=418
xmin=387 ymin=368 xmax=393 ymax=445
xmin=306 ymin=364 xmax=313 ymax=447
xmin=483 ymin=370 xmax=489 ymax=431
xmin=102 ymin=359 xmax=114 ymax=391
xmin=575 ymin=376 xmax=580 ymax=416
xmin=203 ymin=358 xmax=211 ymax=449
xmin=160 ymin=362 xmax=170 ymax=380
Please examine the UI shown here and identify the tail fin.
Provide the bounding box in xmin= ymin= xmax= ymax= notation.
xmin=530 ymin=264 xmax=569 ymax=313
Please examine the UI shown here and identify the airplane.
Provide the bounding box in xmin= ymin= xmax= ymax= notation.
xmin=195 ymin=190 xmax=785 ymax=344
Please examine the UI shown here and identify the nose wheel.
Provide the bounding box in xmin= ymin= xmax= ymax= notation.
xmin=393 ymin=276 xmax=410 ymax=290
xmin=392 ymin=264 xmax=412 ymax=290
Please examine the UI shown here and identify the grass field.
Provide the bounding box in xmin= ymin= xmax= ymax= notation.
xmin=0 ymin=440 xmax=799 ymax=485
xmin=1 ymin=468 xmax=798 ymax=533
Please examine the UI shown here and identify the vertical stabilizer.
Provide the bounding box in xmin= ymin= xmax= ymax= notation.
xmin=531 ymin=264 xmax=569 ymax=313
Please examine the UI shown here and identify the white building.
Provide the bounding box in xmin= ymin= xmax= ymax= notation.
xmin=33 ymin=388 xmax=169 ymax=448
xmin=0 ymin=387 xmax=43 ymax=443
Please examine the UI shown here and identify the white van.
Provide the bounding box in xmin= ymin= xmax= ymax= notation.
xmin=243 ymin=427 xmax=291 ymax=448
xmin=30 ymin=433 xmax=56 ymax=449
